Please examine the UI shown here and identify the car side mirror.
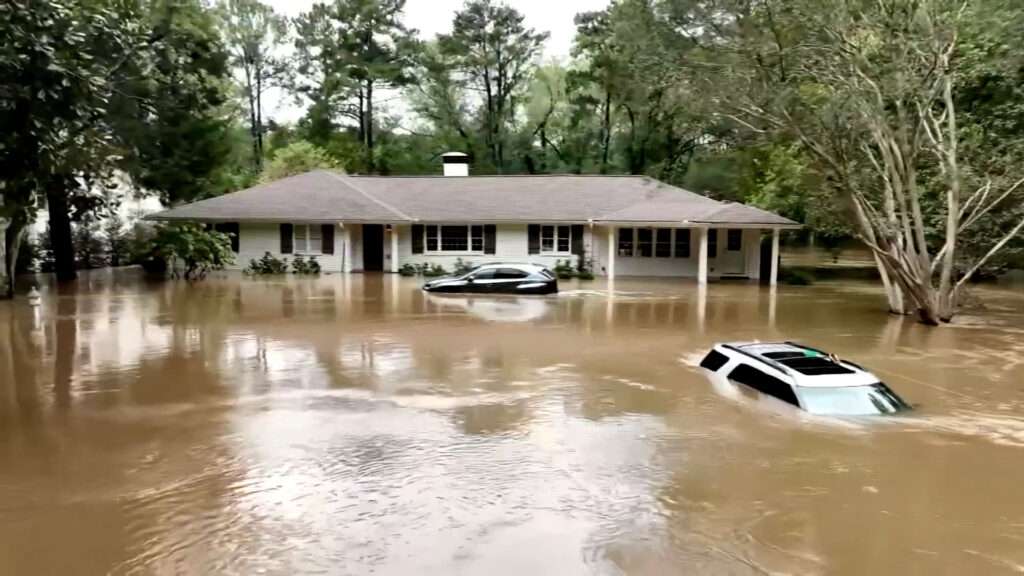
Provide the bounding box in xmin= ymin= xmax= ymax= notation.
xmin=466 ymin=276 xmax=475 ymax=283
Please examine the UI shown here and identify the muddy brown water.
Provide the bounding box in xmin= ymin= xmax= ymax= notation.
xmin=2 ymin=270 xmax=1024 ymax=575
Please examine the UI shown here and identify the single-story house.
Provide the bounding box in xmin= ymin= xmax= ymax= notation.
xmin=150 ymin=155 xmax=799 ymax=283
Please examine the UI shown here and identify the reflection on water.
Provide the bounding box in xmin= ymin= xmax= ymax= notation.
xmin=2 ymin=270 xmax=1024 ymax=574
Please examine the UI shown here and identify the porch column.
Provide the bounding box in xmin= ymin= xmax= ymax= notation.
xmin=770 ymin=228 xmax=780 ymax=286
xmin=389 ymin=225 xmax=399 ymax=273
xmin=697 ymin=226 xmax=709 ymax=285
xmin=606 ymin=226 xmax=616 ymax=279
xmin=342 ymin=224 xmax=353 ymax=274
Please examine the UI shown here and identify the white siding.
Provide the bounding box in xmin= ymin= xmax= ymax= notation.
xmin=234 ymin=222 xmax=344 ymax=272
xmin=230 ymin=221 xmax=766 ymax=278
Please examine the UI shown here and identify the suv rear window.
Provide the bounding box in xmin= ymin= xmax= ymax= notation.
xmin=728 ymin=363 xmax=800 ymax=407
xmin=700 ymin=350 xmax=729 ymax=371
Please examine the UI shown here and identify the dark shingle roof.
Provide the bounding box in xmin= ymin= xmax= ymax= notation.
xmin=150 ymin=171 xmax=799 ymax=227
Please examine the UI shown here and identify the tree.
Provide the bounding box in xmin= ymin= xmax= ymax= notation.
xmin=220 ymin=0 xmax=288 ymax=171
xmin=116 ymin=0 xmax=242 ymax=207
xmin=439 ymin=0 xmax=548 ymax=172
xmin=261 ymin=140 xmax=340 ymax=181
xmin=669 ymin=0 xmax=1024 ymax=324
xmin=0 ymin=0 xmax=147 ymax=286
xmin=292 ymin=0 xmax=417 ymax=172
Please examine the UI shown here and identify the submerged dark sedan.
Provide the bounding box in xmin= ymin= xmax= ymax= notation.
xmin=422 ymin=263 xmax=558 ymax=295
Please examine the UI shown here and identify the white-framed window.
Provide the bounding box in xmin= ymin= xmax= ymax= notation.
xmin=294 ymin=224 xmax=322 ymax=254
xmin=424 ymin=224 xmax=484 ymax=254
xmin=616 ymin=227 xmax=696 ymax=259
xmin=540 ymin=225 xmax=573 ymax=254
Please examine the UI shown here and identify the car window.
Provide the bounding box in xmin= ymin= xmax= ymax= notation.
xmin=471 ymin=268 xmax=498 ymax=280
xmin=700 ymin=350 xmax=729 ymax=371
xmin=795 ymin=383 xmax=910 ymax=415
xmin=497 ymin=268 xmax=529 ymax=279
xmin=727 ymin=363 xmax=801 ymax=407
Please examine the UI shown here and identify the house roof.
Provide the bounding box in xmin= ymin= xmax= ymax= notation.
xmin=149 ymin=170 xmax=800 ymax=227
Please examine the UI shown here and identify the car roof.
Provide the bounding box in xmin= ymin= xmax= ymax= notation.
xmin=719 ymin=341 xmax=880 ymax=388
xmin=474 ymin=262 xmax=548 ymax=271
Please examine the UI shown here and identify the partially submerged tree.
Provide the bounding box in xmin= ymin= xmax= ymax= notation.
xmin=672 ymin=0 xmax=1024 ymax=324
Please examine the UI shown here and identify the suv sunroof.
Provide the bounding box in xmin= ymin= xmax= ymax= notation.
xmin=776 ymin=356 xmax=854 ymax=375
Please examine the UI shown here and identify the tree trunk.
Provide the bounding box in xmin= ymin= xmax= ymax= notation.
xmin=600 ymin=89 xmax=612 ymax=174
xmin=0 ymin=218 xmax=9 ymax=299
xmin=255 ymin=66 xmax=264 ymax=167
xmin=245 ymin=64 xmax=260 ymax=171
xmin=366 ymin=80 xmax=374 ymax=172
xmin=47 ymin=188 xmax=76 ymax=283
xmin=3 ymin=216 xmax=27 ymax=299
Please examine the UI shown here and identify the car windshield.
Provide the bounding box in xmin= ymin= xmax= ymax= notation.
xmin=795 ymin=383 xmax=910 ymax=416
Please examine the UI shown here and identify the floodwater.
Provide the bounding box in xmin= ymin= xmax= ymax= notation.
xmin=2 ymin=271 xmax=1024 ymax=575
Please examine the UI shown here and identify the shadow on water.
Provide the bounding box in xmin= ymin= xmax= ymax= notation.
xmin=1 ymin=269 xmax=1024 ymax=574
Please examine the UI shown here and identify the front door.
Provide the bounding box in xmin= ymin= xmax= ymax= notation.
xmin=363 ymin=224 xmax=384 ymax=271
xmin=718 ymin=229 xmax=747 ymax=276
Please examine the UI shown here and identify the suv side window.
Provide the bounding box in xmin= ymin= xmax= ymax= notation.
xmin=496 ymin=268 xmax=529 ymax=279
xmin=727 ymin=363 xmax=800 ymax=407
xmin=471 ymin=268 xmax=498 ymax=280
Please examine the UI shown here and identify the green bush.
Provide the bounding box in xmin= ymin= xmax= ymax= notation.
xmin=291 ymin=255 xmax=321 ymax=275
xmin=398 ymin=263 xmax=418 ymax=276
xmin=781 ymin=269 xmax=815 ymax=285
xmin=245 ymin=252 xmax=289 ymax=275
xmin=139 ymin=224 xmax=234 ymax=280
xmin=423 ymin=263 xmax=448 ymax=277
xmin=453 ymin=257 xmax=475 ymax=275
xmin=553 ymin=259 xmax=576 ymax=279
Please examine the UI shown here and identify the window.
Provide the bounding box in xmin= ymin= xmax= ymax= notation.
xmin=293 ymin=224 xmax=322 ymax=254
xmin=470 ymin=268 xmax=498 ymax=280
xmin=440 ymin=225 xmax=468 ymax=251
xmin=700 ymin=349 xmax=729 ymax=371
xmin=637 ymin=228 xmax=653 ymax=257
xmin=708 ymin=229 xmax=718 ymax=258
xmin=727 ymin=229 xmax=742 ymax=251
xmin=539 ymin=225 xmax=572 ymax=254
xmin=655 ymin=229 xmax=672 ymax=258
xmin=426 ymin=225 xmax=439 ymax=251
xmin=728 ymin=364 xmax=800 ymax=407
xmin=497 ymin=268 xmax=529 ymax=279
xmin=674 ymin=229 xmax=691 ymax=258
xmin=541 ymin=226 xmax=555 ymax=252
xmin=557 ymin=226 xmax=570 ymax=252
xmin=618 ymin=228 xmax=634 ymax=256
xmin=471 ymin=225 xmax=484 ymax=252
xmin=420 ymin=225 xmax=493 ymax=254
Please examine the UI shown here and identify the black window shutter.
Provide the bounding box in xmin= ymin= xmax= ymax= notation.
xmin=570 ymin=224 xmax=584 ymax=256
xmin=527 ymin=224 xmax=540 ymax=255
xmin=321 ymin=224 xmax=334 ymax=254
xmin=411 ymin=224 xmax=424 ymax=254
xmin=280 ymin=223 xmax=293 ymax=254
xmin=483 ymin=225 xmax=496 ymax=254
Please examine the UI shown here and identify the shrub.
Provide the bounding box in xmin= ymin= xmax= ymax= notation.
xmin=781 ymin=269 xmax=815 ymax=285
xmin=291 ymin=255 xmax=321 ymax=275
xmin=398 ymin=263 xmax=418 ymax=276
xmin=245 ymin=252 xmax=289 ymax=275
xmin=553 ymin=259 xmax=576 ymax=279
xmin=140 ymin=224 xmax=234 ymax=280
xmin=453 ymin=257 xmax=475 ymax=275
xmin=422 ymin=263 xmax=448 ymax=277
